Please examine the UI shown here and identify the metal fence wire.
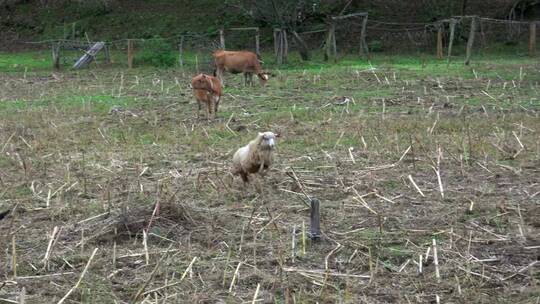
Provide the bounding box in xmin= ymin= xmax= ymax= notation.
xmin=19 ymin=15 xmax=539 ymax=70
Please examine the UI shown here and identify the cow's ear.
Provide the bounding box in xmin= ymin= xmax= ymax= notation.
xmin=274 ymin=132 xmax=281 ymax=138
xmin=202 ymin=74 xmax=207 ymax=78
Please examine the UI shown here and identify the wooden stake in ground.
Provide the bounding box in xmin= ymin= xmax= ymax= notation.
xmin=437 ymin=24 xmax=444 ymax=59
xmin=57 ymin=248 xmax=99 ymax=304
xmin=219 ymin=29 xmax=225 ymax=49
xmin=325 ymin=21 xmax=336 ymax=61
xmin=255 ymin=28 xmax=260 ymax=56
xmin=309 ymin=198 xmax=321 ymax=240
xmin=447 ymin=18 xmax=456 ymax=65
xmin=360 ymin=14 xmax=369 ymax=57
xmin=178 ymin=36 xmax=184 ymax=67
xmin=52 ymin=42 xmax=61 ymax=70
xmin=529 ymin=22 xmax=536 ymax=57
xmin=127 ymin=39 xmax=134 ymax=69
xmin=274 ymin=28 xmax=279 ymax=57
xmin=465 ymin=17 xmax=477 ymax=65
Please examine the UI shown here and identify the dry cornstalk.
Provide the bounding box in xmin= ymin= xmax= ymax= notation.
xmin=325 ymin=243 xmax=342 ymax=271
xmin=291 ymin=225 xmax=296 ymax=263
xmin=283 ymin=267 xmax=370 ymax=279
xmin=57 ymin=248 xmax=99 ymax=304
xmin=43 ymin=226 xmax=60 ymax=270
xmin=302 ymin=220 xmax=306 ymax=255
xmin=374 ymin=192 xmax=396 ymax=204
xmin=407 ymin=175 xmax=425 ymax=197
xmin=18 ymin=287 xmax=26 ymax=304
xmin=433 ymin=239 xmax=440 ymax=283
xmin=352 ymin=187 xmax=377 ymax=215
xmin=11 ymin=234 xmax=17 ymax=278
xmin=348 ymin=147 xmax=356 ymax=163
xmin=432 ymin=156 xmax=444 ymax=199
xmin=142 ymin=257 xmax=198 ymax=296
xmin=143 ymin=230 xmax=149 ymax=265
xmin=251 ymin=283 xmax=261 ymax=304
xmin=228 ymin=261 xmax=243 ymax=293
xmin=132 ymin=245 xmax=173 ymax=301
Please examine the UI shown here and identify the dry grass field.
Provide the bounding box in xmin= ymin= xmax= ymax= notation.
xmin=0 ymin=52 xmax=539 ymax=303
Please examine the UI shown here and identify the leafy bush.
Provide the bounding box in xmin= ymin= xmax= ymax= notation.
xmin=134 ymin=37 xmax=176 ymax=67
xmin=368 ymin=40 xmax=383 ymax=52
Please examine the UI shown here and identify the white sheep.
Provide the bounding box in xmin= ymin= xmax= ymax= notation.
xmin=231 ymin=132 xmax=278 ymax=183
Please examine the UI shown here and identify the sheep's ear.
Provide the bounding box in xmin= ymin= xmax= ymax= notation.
xmin=258 ymin=132 xmax=264 ymax=137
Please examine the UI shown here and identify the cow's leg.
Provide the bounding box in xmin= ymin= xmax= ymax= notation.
xmin=243 ymin=73 xmax=248 ymax=86
xmin=197 ymin=101 xmax=202 ymax=120
xmin=213 ymin=96 xmax=220 ymax=119
xmin=216 ymin=69 xmax=224 ymax=87
xmin=206 ymin=101 xmax=212 ymax=120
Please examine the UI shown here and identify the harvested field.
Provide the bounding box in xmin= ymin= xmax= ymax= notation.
xmin=0 ymin=53 xmax=539 ymax=303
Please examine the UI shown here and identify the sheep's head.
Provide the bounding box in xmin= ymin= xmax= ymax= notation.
xmin=191 ymin=74 xmax=214 ymax=91
xmin=258 ymin=131 xmax=278 ymax=150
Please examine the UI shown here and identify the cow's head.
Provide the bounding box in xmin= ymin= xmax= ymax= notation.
xmin=257 ymin=72 xmax=272 ymax=86
xmin=191 ymin=74 xmax=214 ymax=91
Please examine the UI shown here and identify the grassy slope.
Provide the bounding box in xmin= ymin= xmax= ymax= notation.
xmin=2 ymin=0 xmax=245 ymax=42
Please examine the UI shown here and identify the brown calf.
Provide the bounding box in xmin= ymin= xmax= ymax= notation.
xmin=213 ymin=50 xmax=269 ymax=87
xmin=190 ymin=73 xmax=222 ymax=120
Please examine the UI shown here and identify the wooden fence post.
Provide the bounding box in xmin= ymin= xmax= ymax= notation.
xmin=447 ymin=18 xmax=456 ymax=64
xmin=309 ymin=198 xmax=321 ymax=240
xmin=219 ymin=29 xmax=225 ymax=50
xmin=276 ymin=29 xmax=283 ymax=65
xmin=255 ymin=28 xmax=260 ymax=56
xmin=274 ymin=29 xmax=279 ymax=57
xmin=127 ymin=39 xmax=134 ymax=69
xmin=436 ymin=24 xmax=443 ymax=59
xmin=103 ymin=43 xmax=111 ymax=64
xmin=52 ymin=42 xmax=60 ymax=70
xmin=464 ymin=17 xmax=477 ymax=65
xmin=325 ymin=22 xmax=336 ymax=61
xmin=529 ymin=22 xmax=537 ymax=56
xmin=360 ymin=15 xmax=369 ymax=57
xmin=331 ymin=23 xmax=337 ymax=60
xmin=276 ymin=29 xmax=288 ymax=64
xmin=178 ymin=35 xmax=184 ymax=67
xmin=283 ymin=29 xmax=288 ymax=61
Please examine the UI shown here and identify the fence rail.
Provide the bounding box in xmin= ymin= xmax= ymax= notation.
xmin=18 ymin=15 xmax=539 ymax=70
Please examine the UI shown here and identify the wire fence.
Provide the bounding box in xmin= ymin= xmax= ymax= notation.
xmin=15 ymin=15 xmax=540 ymax=70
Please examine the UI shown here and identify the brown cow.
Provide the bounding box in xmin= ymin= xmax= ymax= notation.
xmin=190 ymin=73 xmax=222 ymax=120
xmin=213 ymin=50 xmax=269 ymax=87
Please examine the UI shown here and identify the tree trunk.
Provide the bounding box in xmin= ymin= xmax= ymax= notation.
xmin=461 ymin=0 xmax=468 ymax=15
xmin=291 ymin=30 xmax=310 ymax=61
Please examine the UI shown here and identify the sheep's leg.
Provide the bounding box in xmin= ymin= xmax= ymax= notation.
xmin=254 ymin=175 xmax=264 ymax=194
xmin=240 ymin=172 xmax=249 ymax=183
